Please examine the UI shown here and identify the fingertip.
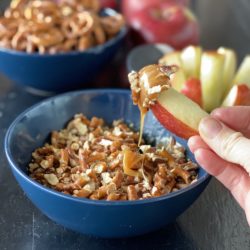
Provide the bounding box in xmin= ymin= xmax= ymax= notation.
xmin=193 ymin=148 xmax=219 ymax=175
xmin=211 ymin=107 xmax=223 ymax=116
xmin=211 ymin=107 xmax=227 ymax=119
xmin=194 ymin=148 xmax=206 ymax=163
xmin=188 ymin=136 xmax=200 ymax=152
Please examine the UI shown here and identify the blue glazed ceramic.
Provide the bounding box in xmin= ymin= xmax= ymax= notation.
xmin=5 ymin=89 xmax=210 ymax=238
xmin=0 ymin=9 xmax=126 ymax=92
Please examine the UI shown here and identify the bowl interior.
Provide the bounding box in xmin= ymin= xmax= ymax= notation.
xmin=6 ymin=89 xmax=208 ymax=187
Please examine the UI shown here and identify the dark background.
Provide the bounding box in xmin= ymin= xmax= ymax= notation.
xmin=0 ymin=0 xmax=250 ymax=249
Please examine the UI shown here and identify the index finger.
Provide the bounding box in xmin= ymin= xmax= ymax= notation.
xmin=211 ymin=106 xmax=250 ymax=138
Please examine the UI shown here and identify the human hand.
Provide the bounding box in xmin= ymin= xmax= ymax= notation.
xmin=188 ymin=106 xmax=250 ymax=225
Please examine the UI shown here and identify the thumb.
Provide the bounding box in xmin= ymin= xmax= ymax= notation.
xmin=199 ymin=117 xmax=250 ymax=175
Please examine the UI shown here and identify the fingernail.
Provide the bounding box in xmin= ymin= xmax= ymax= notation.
xmin=199 ymin=117 xmax=222 ymax=139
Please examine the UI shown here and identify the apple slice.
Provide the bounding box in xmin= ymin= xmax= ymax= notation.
xmin=181 ymin=77 xmax=202 ymax=107
xmin=180 ymin=45 xmax=202 ymax=78
xmin=151 ymin=88 xmax=208 ymax=139
xmin=159 ymin=52 xmax=186 ymax=91
xmin=217 ymin=47 xmax=237 ymax=96
xmin=200 ymin=51 xmax=225 ymax=112
xmin=222 ymin=84 xmax=250 ymax=106
xmin=233 ymin=55 xmax=250 ymax=87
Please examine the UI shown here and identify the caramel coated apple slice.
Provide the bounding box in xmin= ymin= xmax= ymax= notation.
xmin=128 ymin=64 xmax=208 ymax=140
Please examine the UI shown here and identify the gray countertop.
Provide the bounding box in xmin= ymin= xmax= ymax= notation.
xmin=1 ymin=0 xmax=250 ymax=249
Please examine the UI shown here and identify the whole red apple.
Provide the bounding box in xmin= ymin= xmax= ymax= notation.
xmin=122 ymin=1 xmax=199 ymax=49
xmin=122 ymin=0 xmax=190 ymax=15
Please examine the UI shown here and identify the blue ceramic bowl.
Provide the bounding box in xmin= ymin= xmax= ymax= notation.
xmin=0 ymin=9 xmax=126 ymax=92
xmin=5 ymin=89 xmax=210 ymax=238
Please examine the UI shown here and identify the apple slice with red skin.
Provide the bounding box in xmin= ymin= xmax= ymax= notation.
xmin=217 ymin=47 xmax=237 ymax=96
xmin=181 ymin=45 xmax=202 ymax=78
xmin=233 ymin=55 xmax=250 ymax=87
xmin=222 ymin=84 xmax=250 ymax=106
xmin=151 ymin=88 xmax=208 ymax=139
xmin=159 ymin=52 xmax=187 ymax=91
xmin=181 ymin=77 xmax=202 ymax=106
xmin=200 ymin=51 xmax=225 ymax=112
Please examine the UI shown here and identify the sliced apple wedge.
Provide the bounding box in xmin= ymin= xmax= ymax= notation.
xmin=180 ymin=45 xmax=202 ymax=78
xmin=159 ymin=52 xmax=186 ymax=91
xmin=222 ymin=84 xmax=250 ymax=106
xmin=181 ymin=77 xmax=202 ymax=107
xmin=200 ymin=51 xmax=225 ymax=112
xmin=233 ymin=55 xmax=250 ymax=87
xmin=151 ymin=88 xmax=208 ymax=139
xmin=217 ymin=47 xmax=237 ymax=96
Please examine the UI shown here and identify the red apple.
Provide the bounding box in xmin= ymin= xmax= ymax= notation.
xmin=151 ymin=88 xmax=208 ymax=139
xmin=181 ymin=78 xmax=202 ymax=106
xmin=222 ymin=84 xmax=250 ymax=106
xmin=122 ymin=0 xmax=190 ymax=16
xmin=122 ymin=1 xmax=199 ymax=49
xmin=100 ymin=0 xmax=117 ymax=9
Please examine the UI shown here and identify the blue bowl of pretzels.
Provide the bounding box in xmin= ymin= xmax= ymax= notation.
xmin=0 ymin=0 xmax=126 ymax=93
xmin=5 ymin=89 xmax=210 ymax=238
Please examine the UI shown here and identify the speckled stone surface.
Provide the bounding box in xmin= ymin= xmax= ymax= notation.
xmin=1 ymin=0 xmax=250 ymax=249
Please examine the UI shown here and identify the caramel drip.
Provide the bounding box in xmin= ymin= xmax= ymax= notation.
xmin=138 ymin=110 xmax=145 ymax=146
xmin=123 ymin=149 xmax=144 ymax=177
xmin=138 ymin=103 xmax=147 ymax=146
xmin=136 ymin=65 xmax=177 ymax=146
xmin=126 ymin=64 xmax=178 ymax=176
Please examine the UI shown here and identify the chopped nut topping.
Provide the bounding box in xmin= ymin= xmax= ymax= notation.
xmin=44 ymin=174 xmax=59 ymax=186
xmin=28 ymin=114 xmax=198 ymax=201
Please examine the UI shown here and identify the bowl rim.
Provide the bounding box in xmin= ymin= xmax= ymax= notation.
xmin=4 ymin=88 xmax=211 ymax=206
xmin=0 ymin=8 xmax=127 ymax=57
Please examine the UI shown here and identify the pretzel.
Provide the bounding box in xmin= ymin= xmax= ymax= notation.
xmin=62 ymin=11 xmax=94 ymax=39
xmin=78 ymin=35 xmax=93 ymax=51
xmin=0 ymin=38 xmax=11 ymax=49
xmin=0 ymin=18 xmax=19 ymax=39
xmin=11 ymin=31 xmax=28 ymax=51
xmin=79 ymin=0 xmax=100 ymax=12
xmin=24 ymin=1 xmax=60 ymax=25
xmin=28 ymin=28 xmax=64 ymax=47
xmin=4 ymin=8 xmax=23 ymax=19
xmin=10 ymin=0 xmax=28 ymax=9
xmin=19 ymin=20 xmax=53 ymax=33
xmin=92 ymin=24 xmax=106 ymax=45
